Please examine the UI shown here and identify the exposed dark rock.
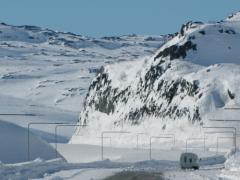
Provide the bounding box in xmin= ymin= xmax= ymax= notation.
xmin=189 ymin=35 xmax=196 ymax=40
xmin=227 ymin=89 xmax=235 ymax=99
xmin=225 ymin=29 xmax=236 ymax=34
xmin=199 ymin=30 xmax=206 ymax=35
xmin=219 ymin=29 xmax=224 ymax=33
xmin=179 ymin=21 xmax=203 ymax=37
xmin=83 ymin=54 xmax=202 ymax=126
xmin=154 ymin=41 xmax=197 ymax=61
xmin=88 ymin=67 xmax=100 ymax=74
xmin=124 ymin=77 xmax=200 ymax=125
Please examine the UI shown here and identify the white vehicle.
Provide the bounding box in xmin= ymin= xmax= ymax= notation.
xmin=180 ymin=153 xmax=199 ymax=170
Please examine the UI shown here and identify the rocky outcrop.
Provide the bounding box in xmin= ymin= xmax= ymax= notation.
xmin=78 ymin=14 xmax=240 ymax=131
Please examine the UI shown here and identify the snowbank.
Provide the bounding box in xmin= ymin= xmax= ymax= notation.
xmin=224 ymin=149 xmax=240 ymax=171
xmin=0 ymin=120 xmax=61 ymax=163
xmin=218 ymin=149 xmax=240 ymax=180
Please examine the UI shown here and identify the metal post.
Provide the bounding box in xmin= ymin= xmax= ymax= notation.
xmin=27 ymin=123 xmax=30 ymax=161
xmin=185 ymin=138 xmax=188 ymax=152
xmin=204 ymin=133 xmax=206 ymax=151
xmin=55 ymin=126 xmax=58 ymax=158
xmin=101 ymin=132 xmax=103 ymax=161
xmin=136 ymin=133 xmax=146 ymax=150
xmin=150 ymin=138 xmax=152 ymax=160
xmin=137 ymin=134 xmax=139 ymax=150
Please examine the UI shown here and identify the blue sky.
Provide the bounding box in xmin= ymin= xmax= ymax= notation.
xmin=0 ymin=0 xmax=240 ymax=37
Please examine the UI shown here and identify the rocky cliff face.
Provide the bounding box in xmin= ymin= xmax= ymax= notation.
xmin=72 ymin=13 xmax=240 ymax=144
xmin=83 ymin=61 xmax=201 ymax=126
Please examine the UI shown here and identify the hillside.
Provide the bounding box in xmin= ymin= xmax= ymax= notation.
xmin=0 ymin=120 xmax=61 ymax=163
xmin=71 ymin=13 xmax=240 ymax=145
xmin=0 ymin=23 xmax=166 ymax=112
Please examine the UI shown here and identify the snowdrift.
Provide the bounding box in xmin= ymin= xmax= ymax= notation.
xmin=0 ymin=120 xmax=61 ymax=163
xmin=224 ymin=149 xmax=240 ymax=171
xmin=219 ymin=149 xmax=240 ymax=180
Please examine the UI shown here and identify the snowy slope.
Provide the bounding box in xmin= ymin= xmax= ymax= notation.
xmin=0 ymin=22 xmax=166 ymax=112
xmin=0 ymin=22 xmax=166 ymax=143
xmin=226 ymin=11 xmax=240 ymax=22
xmin=0 ymin=120 xmax=62 ymax=163
xmin=71 ymin=14 xmax=240 ymax=146
xmin=220 ymin=149 xmax=240 ymax=180
xmin=0 ymin=95 xmax=78 ymax=142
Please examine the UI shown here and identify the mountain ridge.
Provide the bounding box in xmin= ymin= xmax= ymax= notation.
xmin=71 ymin=13 xmax=240 ymax=145
xmin=0 ymin=22 xmax=166 ymax=112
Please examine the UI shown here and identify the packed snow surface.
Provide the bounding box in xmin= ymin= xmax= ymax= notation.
xmin=0 ymin=144 xmax=228 ymax=180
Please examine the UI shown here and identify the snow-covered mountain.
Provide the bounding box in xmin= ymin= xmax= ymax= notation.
xmin=0 ymin=22 xmax=167 ymax=156
xmin=71 ymin=12 xmax=240 ymax=145
xmin=0 ymin=22 xmax=166 ymax=112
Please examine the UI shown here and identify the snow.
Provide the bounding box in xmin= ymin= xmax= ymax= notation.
xmin=0 ymin=158 xmax=123 ymax=180
xmin=104 ymin=58 xmax=147 ymax=90
xmin=72 ymin=14 xmax=240 ymax=151
xmin=0 ymin=22 xmax=166 ymax=178
xmin=0 ymin=22 xmax=165 ymax=113
xmin=0 ymin=120 xmax=61 ymax=163
xmin=0 ymin=95 xmax=78 ymax=142
xmin=226 ymin=11 xmax=240 ymax=22
xmin=219 ymin=149 xmax=240 ymax=180
xmin=71 ymin=63 xmax=240 ymax=147
xmin=0 ymin=23 xmax=165 ymax=163
xmin=55 ymin=143 xmax=225 ymax=164
xmin=0 ymin=143 xmax=228 ymax=180
xmin=153 ymin=21 xmax=240 ymax=66
xmin=1 ymin=12 xmax=240 ymax=180
xmin=224 ymin=149 xmax=240 ymax=171
xmin=32 ymin=168 xmax=120 ymax=180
